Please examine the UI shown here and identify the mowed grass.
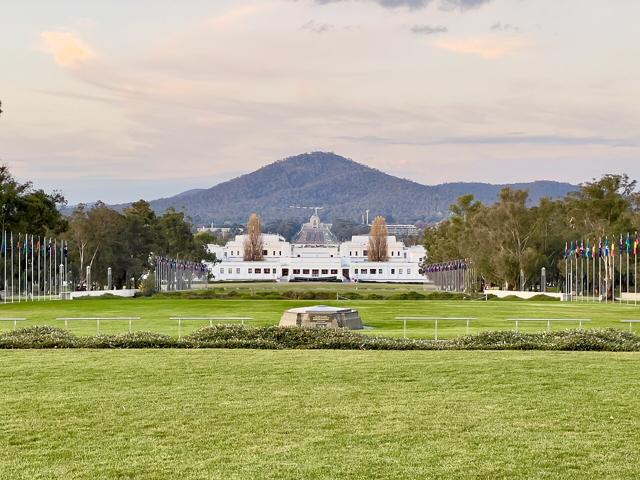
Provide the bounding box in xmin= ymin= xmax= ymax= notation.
xmin=1 ymin=349 xmax=639 ymax=479
xmin=1 ymin=296 xmax=640 ymax=338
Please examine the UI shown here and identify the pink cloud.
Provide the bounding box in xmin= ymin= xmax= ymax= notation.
xmin=40 ymin=30 xmax=95 ymax=67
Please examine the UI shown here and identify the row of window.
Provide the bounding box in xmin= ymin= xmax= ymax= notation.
xmin=219 ymin=267 xmax=413 ymax=276
xmin=354 ymin=268 xmax=411 ymax=275
xmin=226 ymin=250 xmax=284 ymax=257
xmin=291 ymin=269 xmax=339 ymax=275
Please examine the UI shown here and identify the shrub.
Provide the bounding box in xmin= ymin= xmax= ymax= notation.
xmin=0 ymin=326 xmax=78 ymax=349
xmin=85 ymin=331 xmax=177 ymax=349
xmin=527 ymin=294 xmax=559 ymax=302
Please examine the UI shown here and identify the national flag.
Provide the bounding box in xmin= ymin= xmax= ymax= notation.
xmin=63 ymin=241 xmax=68 ymax=258
xmin=564 ymin=242 xmax=569 ymax=259
xmin=626 ymin=232 xmax=631 ymax=254
xmin=0 ymin=232 xmax=5 ymax=258
xmin=604 ymin=237 xmax=610 ymax=257
xmin=619 ymin=234 xmax=624 ymax=255
xmin=635 ymin=231 xmax=639 ymax=257
xmin=586 ymin=239 xmax=591 ymax=259
xmin=598 ymin=238 xmax=603 ymax=258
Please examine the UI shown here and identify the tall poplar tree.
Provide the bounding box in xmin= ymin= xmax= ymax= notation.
xmin=243 ymin=213 xmax=264 ymax=261
xmin=368 ymin=216 xmax=389 ymax=262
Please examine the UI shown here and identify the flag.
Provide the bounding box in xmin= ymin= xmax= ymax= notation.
xmin=626 ymin=232 xmax=631 ymax=254
xmin=604 ymin=237 xmax=610 ymax=257
xmin=586 ymin=239 xmax=591 ymax=259
xmin=63 ymin=242 xmax=68 ymax=258
xmin=619 ymin=234 xmax=624 ymax=255
xmin=0 ymin=232 xmax=5 ymax=258
xmin=564 ymin=242 xmax=569 ymax=259
xmin=635 ymin=232 xmax=639 ymax=257
xmin=598 ymin=238 xmax=603 ymax=258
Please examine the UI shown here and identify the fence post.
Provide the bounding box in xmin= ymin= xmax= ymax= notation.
xmin=434 ymin=319 xmax=438 ymax=341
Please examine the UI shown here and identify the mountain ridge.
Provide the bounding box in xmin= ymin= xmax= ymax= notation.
xmin=106 ymin=152 xmax=577 ymax=224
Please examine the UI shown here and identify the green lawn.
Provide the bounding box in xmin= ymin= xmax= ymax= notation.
xmin=1 ymin=296 xmax=640 ymax=338
xmin=1 ymin=349 xmax=639 ymax=479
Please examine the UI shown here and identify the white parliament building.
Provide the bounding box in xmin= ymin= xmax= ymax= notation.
xmin=207 ymin=213 xmax=427 ymax=283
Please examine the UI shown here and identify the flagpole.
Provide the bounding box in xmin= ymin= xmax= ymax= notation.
xmin=37 ymin=236 xmax=41 ymax=301
xmin=619 ymin=241 xmax=622 ymax=304
xmin=18 ymin=234 xmax=21 ymax=303
xmin=627 ymin=236 xmax=630 ymax=305
xmin=10 ymin=233 xmax=14 ymax=303
xmin=2 ymin=230 xmax=6 ymax=304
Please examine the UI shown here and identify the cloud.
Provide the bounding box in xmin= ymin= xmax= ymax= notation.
xmin=40 ymin=31 xmax=95 ymax=67
xmin=491 ymin=22 xmax=519 ymax=32
xmin=337 ymin=134 xmax=640 ymax=148
xmin=432 ymin=35 xmax=529 ymax=58
xmin=411 ymin=24 xmax=448 ymax=35
xmin=313 ymin=0 xmax=491 ymax=10
xmin=300 ymin=20 xmax=334 ymax=33
xmin=208 ymin=3 xmax=274 ymax=28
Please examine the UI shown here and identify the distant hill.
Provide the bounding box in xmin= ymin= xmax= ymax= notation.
xmin=110 ymin=152 xmax=577 ymax=225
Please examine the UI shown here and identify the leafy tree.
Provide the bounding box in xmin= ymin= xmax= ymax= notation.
xmin=0 ymin=165 xmax=67 ymax=235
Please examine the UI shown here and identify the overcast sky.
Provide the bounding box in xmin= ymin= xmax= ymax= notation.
xmin=1 ymin=0 xmax=639 ymax=203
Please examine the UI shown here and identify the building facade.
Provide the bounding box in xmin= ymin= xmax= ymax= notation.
xmin=207 ymin=213 xmax=427 ymax=283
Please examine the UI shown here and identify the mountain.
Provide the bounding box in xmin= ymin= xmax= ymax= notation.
xmin=116 ymin=152 xmax=578 ymax=225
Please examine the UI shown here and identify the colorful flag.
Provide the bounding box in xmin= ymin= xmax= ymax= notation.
xmin=604 ymin=237 xmax=610 ymax=257
xmin=635 ymin=232 xmax=639 ymax=256
xmin=598 ymin=238 xmax=603 ymax=258
xmin=626 ymin=232 xmax=631 ymax=254
xmin=0 ymin=232 xmax=5 ymax=258
xmin=564 ymin=242 xmax=569 ymax=259
xmin=619 ymin=234 xmax=624 ymax=255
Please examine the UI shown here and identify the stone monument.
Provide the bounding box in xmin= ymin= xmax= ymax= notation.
xmin=279 ymin=305 xmax=363 ymax=330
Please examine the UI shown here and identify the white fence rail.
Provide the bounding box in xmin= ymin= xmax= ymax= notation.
xmin=56 ymin=317 xmax=141 ymax=334
xmin=169 ymin=317 xmax=253 ymax=338
xmin=395 ymin=317 xmax=477 ymax=340
xmin=620 ymin=320 xmax=640 ymax=332
xmin=506 ymin=318 xmax=591 ymax=332
xmin=0 ymin=318 xmax=27 ymax=329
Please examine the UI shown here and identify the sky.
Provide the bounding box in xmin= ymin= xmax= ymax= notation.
xmin=1 ymin=0 xmax=639 ymax=204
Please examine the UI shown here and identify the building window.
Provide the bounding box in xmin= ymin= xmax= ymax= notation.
xmin=331 ymin=269 xmax=338 ymax=275
xmin=220 ymin=268 xmax=224 ymax=274
xmin=236 ymin=268 xmax=240 ymax=274
xmin=312 ymin=269 xmax=319 ymax=277
xmin=228 ymin=268 xmax=232 ymax=274
xmin=293 ymin=269 xmax=300 ymax=274
xmin=303 ymin=269 xmax=310 ymax=275
xmin=279 ymin=251 xmax=282 ymax=256
xmin=391 ymin=251 xmax=394 ymax=256
xmin=264 ymin=268 xmax=270 ymax=274
xmin=354 ymin=269 xmax=359 ymax=274
xmin=350 ymin=251 xmax=352 ymax=256
xmin=378 ymin=269 xmax=383 ymax=274
xmin=407 ymin=268 xmax=411 ymax=274
xmin=262 ymin=250 xmax=268 ymax=256
xmin=363 ymin=250 xmax=368 ymax=256
xmin=248 ymin=268 xmax=253 ymax=274
xmin=391 ymin=268 xmax=395 ymax=274
xmin=369 ymin=269 xmax=375 ymax=275
xmin=255 ymin=268 xmax=262 ymax=274
xmin=321 ymin=269 xmax=328 ymax=275
xmin=273 ymin=251 xmax=276 ymax=256
xmin=399 ymin=268 xmax=403 ymax=274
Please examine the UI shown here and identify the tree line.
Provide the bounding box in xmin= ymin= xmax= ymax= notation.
xmin=1 ymin=165 xmax=213 ymax=290
xmin=423 ymin=174 xmax=640 ymax=290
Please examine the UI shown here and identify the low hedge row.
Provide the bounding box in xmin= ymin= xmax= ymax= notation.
xmin=1 ymin=325 xmax=639 ymax=351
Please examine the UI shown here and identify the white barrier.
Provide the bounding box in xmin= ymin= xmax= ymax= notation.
xmin=484 ymin=290 xmax=563 ymax=300
xmin=506 ymin=318 xmax=591 ymax=332
xmin=56 ymin=317 xmax=141 ymax=334
xmin=69 ymin=289 xmax=138 ymax=300
xmin=0 ymin=318 xmax=26 ymax=329
xmin=170 ymin=317 xmax=253 ymax=338
xmin=396 ymin=317 xmax=477 ymax=340
xmin=620 ymin=320 xmax=640 ymax=332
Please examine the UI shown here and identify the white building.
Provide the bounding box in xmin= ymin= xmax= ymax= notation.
xmin=207 ymin=213 xmax=427 ymax=283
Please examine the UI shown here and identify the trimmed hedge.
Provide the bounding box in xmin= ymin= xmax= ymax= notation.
xmin=1 ymin=325 xmax=640 ymax=351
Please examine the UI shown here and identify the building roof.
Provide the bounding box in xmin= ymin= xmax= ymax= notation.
xmin=292 ymin=214 xmax=339 ymax=246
